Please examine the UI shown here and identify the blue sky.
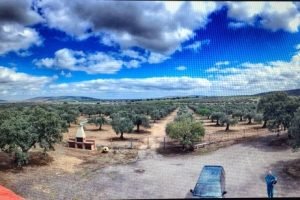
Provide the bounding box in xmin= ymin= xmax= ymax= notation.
xmin=1 ymin=1 xmax=300 ymax=100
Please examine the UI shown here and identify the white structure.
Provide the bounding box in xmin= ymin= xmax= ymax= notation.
xmin=68 ymin=120 xmax=96 ymax=150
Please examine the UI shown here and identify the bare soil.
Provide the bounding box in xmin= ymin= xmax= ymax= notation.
xmin=1 ymin=109 xmax=299 ymax=199
xmin=64 ymin=109 xmax=178 ymax=150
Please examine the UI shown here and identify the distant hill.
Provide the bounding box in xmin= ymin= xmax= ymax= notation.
xmin=255 ymin=89 xmax=300 ymax=96
xmin=0 ymin=99 xmax=6 ymax=102
xmin=26 ymin=96 xmax=101 ymax=102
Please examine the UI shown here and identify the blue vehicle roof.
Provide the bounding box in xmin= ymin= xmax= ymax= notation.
xmin=193 ymin=165 xmax=225 ymax=197
xmin=197 ymin=165 xmax=224 ymax=183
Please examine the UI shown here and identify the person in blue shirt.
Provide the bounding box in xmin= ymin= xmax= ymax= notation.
xmin=265 ymin=170 xmax=277 ymax=198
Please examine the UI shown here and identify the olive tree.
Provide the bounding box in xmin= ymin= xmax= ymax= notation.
xmin=220 ymin=116 xmax=238 ymax=131
xmin=0 ymin=107 xmax=64 ymax=167
xmin=197 ymin=108 xmax=211 ymax=119
xmin=111 ymin=113 xmax=134 ymax=139
xmin=288 ymin=108 xmax=300 ymax=149
xmin=166 ymin=119 xmax=205 ymax=150
xmin=132 ymin=114 xmax=150 ymax=132
xmin=211 ymin=112 xmax=225 ymax=126
xmin=88 ymin=115 xmax=108 ymax=130
xmin=244 ymin=112 xmax=255 ymax=124
xmin=150 ymin=110 xmax=161 ymax=123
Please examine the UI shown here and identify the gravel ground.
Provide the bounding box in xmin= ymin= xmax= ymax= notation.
xmin=10 ymin=134 xmax=300 ymax=199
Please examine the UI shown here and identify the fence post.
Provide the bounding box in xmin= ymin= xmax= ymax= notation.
xmin=243 ymin=129 xmax=245 ymax=138
xmin=147 ymin=137 xmax=150 ymax=149
xmin=130 ymin=138 xmax=133 ymax=149
xmin=164 ymin=137 xmax=166 ymax=149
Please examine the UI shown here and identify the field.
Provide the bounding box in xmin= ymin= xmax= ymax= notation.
xmin=0 ymin=95 xmax=300 ymax=199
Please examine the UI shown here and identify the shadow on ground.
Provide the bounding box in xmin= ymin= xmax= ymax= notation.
xmin=240 ymin=134 xmax=291 ymax=152
xmin=0 ymin=152 xmax=53 ymax=171
xmin=259 ymin=158 xmax=300 ymax=197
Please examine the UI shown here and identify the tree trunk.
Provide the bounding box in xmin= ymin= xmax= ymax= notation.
xmin=68 ymin=122 xmax=71 ymax=127
xmin=120 ymin=132 xmax=124 ymax=140
xmin=216 ymin=119 xmax=220 ymax=126
xmin=248 ymin=118 xmax=252 ymax=124
xmin=262 ymin=120 xmax=267 ymax=128
xmin=99 ymin=124 xmax=102 ymax=130
xmin=225 ymin=124 xmax=229 ymax=131
xmin=137 ymin=124 xmax=140 ymax=132
xmin=240 ymin=116 xmax=243 ymax=121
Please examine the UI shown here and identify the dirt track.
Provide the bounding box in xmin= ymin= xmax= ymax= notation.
xmin=77 ymin=134 xmax=299 ymax=199
xmin=2 ymin=110 xmax=300 ymax=199
xmin=7 ymin=134 xmax=299 ymax=199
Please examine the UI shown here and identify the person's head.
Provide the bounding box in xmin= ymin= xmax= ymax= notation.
xmin=268 ymin=170 xmax=272 ymax=175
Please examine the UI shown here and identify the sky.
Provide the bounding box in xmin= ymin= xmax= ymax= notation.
xmin=0 ymin=1 xmax=300 ymax=100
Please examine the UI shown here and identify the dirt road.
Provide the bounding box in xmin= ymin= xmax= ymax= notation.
xmin=139 ymin=109 xmax=178 ymax=149
xmin=11 ymin=134 xmax=299 ymax=199
xmin=91 ymin=134 xmax=300 ymax=199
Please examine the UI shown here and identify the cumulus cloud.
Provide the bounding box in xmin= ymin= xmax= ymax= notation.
xmin=206 ymin=61 xmax=231 ymax=73
xmin=228 ymin=21 xmax=247 ymax=29
xmin=207 ymin=50 xmax=300 ymax=95
xmin=35 ymin=48 xmax=172 ymax=74
xmin=0 ymin=0 xmax=42 ymax=55
xmin=225 ymin=2 xmax=300 ymax=32
xmin=183 ymin=39 xmax=210 ymax=52
xmin=60 ymin=70 xmax=72 ymax=78
xmin=36 ymin=1 xmax=218 ymax=55
xmin=215 ymin=61 xmax=230 ymax=66
xmin=0 ymin=66 xmax=52 ymax=98
xmin=176 ymin=66 xmax=187 ymax=71
xmin=0 ymin=23 xmax=41 ymax=55
xmin=48 ymin=76 xmax=211 ymax=98
xmin=34 ymin=48 xmax=124 ymax=74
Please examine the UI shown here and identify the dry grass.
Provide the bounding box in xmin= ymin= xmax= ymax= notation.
xmin=64 ymin=109 xmax=178 ymax=150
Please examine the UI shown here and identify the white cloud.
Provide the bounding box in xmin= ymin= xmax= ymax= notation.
xmin=34 ymin=48 xmax=124 ymax=74
xmin=0 ymin=66 xmax=52 ymax=99
xmin=36 ymin=1 xmax=219 ymax=55
xmin=228 ymin=22 xmax=247 ymax=29
xmin=0 ymin=24 xmax=41 ymax=55
xmin=0 ymin=0 xmax=43 ymax=55
xmin=225 ymin=2 xmax=300 ymax=32
xmin=183 ymin=39 xmax=210 ymax=52
xmin=295 ymin=44 xmax=300 ymax=50
xmin=176 ymin=66 xmax=187 ymax=71
xmin=215 ymin=61 xmax=230 ymax=66
xmin=48 ymin=76 xmax=212 ymax=98
xmin=147 ymin=52 xmax=170 ymax=64
xmin=59 ymin=70 xmax=72 ymax=78
xmin=36 ymin=47 xmax=173 ymax=73
xmin=207 ymin=50 xmax=300 ymax=95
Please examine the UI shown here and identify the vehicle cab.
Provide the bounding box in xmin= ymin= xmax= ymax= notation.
xmin=190 ymin=165 xmax=227 ymax=198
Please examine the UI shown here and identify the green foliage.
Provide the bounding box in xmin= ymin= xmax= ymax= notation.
xmin=258 ymin=92 xmax=299 ymax=130
xmin=132 ymin=114 xmax=150 ymax=132
xmin=288 ymin=108 xmax=300 ymax=149
xmin=150 ymin=110 xmax=161 ymax=122
xmin=166 ymin=119 xmax=205 ymax=150
xmin=211 ymin=112 xmax=225 ymax=126
xmin=0 ymin=107 xmax=64 ymax=167
xmin=254 ymin=113 xmax=263 ymax=124
xmin=88 ymin=115 xmax=108 ymax=130
xmin=244 ymin=111 xmax=256 ymax=124
xmin=220 ymin=115 xmax=238 ymax=131
xmin=111 ymin=113 xmax=134 ymax=139
xmin=232 ymin=110 xmax=244 ymax=121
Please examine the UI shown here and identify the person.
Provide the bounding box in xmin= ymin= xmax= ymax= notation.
xmin=265 ymin=170 xmax=277 ymax=198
